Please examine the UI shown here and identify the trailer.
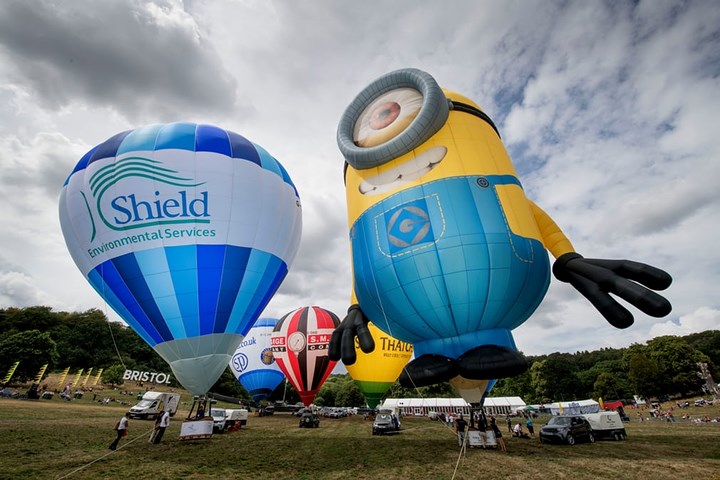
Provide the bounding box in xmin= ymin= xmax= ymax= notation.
xmin=581 ymin=411 xmax=627 ymax=441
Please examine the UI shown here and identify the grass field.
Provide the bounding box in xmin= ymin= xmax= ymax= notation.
xmin=1 ymin=393 xmax=719 ymax=480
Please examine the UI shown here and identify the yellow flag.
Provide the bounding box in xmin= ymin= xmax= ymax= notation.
xmin=2 ymin=361 xmax=19 ymax=384
xmin=56 ymin=367 xmax=70 ymax=389
xmin=558 ymin=402 xmax=564 ymax=414
xmin=599 ymin=397 xmax=605 ymax=410
xmin=34 ymin=364 xmax=48 ymax=383
xmin=72 ymin=369 xmax=84 ymax=387
xmin=82 ymin=368 xmax=93 ymax=386
xmin=92 ymin=368 xmax=104 ymax=386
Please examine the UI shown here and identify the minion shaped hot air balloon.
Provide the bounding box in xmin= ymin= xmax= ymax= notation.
xmin=329 ymin=68 xmax=672 ymax=390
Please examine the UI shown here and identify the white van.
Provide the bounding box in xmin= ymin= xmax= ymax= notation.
xmin=581 ymin=411 xmax=627 ymax=440
xmin=129 ymin=391 xmax=181 ymax=419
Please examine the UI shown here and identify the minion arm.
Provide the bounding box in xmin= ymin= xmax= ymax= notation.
xmin=530 ymin=201 xmax=673 ymax=329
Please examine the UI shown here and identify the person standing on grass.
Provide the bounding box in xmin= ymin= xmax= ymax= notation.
xmin=492 ymin=420 xmax=507 ymax=452
xmin=153 ymin=409 xmax=171 ymax=444
xmin=109 ymin=412 xmax=129 ymax=450
xmin=149 ymin=410 xmax=163 ymax=443
xmin=526 ymin=416 xmax=534 ymax=437
xmin=455 ymin=414 xmax=468 ymax=448
xmin=506 ymin=415 xmax=512 ymax=433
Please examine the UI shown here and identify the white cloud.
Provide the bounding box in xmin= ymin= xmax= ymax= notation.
xmin=0 ymin=0 xmax=717 ymax=367
xmin=649 ymin=307 xmax=720 ymax=338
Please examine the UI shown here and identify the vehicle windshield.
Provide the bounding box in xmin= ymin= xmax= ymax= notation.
xmin=547 ymin=417 xmax=571 ymax=426
xmin=135 ymin=400 xmax=154 ymax=408
xmin=211 ymin=409 xmax=225 ymax=417
xmin=376 ymin=414 xmax=392 ymax=422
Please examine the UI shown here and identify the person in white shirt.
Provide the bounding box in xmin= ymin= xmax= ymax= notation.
xmin=109 ymin=412 xmax=130 ymax=450
xmin=153 ymin=409 xmax=171 ymax=444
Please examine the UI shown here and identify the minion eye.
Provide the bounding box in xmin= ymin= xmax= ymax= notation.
xmin=353 ymin=88 xmax=423 ymax=148
xmin=337 ymin=68 xmax=449 ymax=170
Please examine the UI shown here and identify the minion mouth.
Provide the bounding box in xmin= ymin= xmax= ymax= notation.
xmin=358 ymin=146 xmax=447 ymax=195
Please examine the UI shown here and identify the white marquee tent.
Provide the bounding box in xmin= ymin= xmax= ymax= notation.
xmin=380 ymin=397 xmax=526 ymax=417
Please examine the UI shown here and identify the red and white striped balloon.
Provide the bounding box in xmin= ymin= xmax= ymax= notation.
xmin=271 ymin=306 xmax=340 ymax=406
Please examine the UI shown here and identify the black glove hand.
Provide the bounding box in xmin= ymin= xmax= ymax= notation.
xmin=328 ymin=304 xmax=375 ymax=365
xmin=553 ymin=252 xmax=672 ymax=329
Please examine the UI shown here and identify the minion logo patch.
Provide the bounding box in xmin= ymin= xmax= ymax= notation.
xmin=385 ymin=198 xmax=433 ymax=254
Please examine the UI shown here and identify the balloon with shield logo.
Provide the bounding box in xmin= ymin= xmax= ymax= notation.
xmin=271 ymin=306 xmax=340 ymax=406
xmin=229 ymin=318 xmax=285 ymax=405
xmin=59 ymin=122 xmax=302 ymax=395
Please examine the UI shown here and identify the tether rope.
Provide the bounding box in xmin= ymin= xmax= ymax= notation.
xmin=55 ymin=425 xmax=156 ymax=480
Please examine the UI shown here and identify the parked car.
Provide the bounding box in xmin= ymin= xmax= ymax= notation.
xmin=372 ymin=412 xmax=399 ymax=435
xmin=299 ymin=410 xmax=320 ymax=428
xmin=539 ymin=415 xmax=594 ymax=445
xmin=258 ymin=405 xmax=274 ymax=416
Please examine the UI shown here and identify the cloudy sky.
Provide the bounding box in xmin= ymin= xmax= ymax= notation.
xmin=0 ymin=0 xmax=718 ymax=359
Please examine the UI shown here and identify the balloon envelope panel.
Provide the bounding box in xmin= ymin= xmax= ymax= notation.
xmin=271 ymin=306 xmax=340 ymax=406
xmin=59 ymin=123 xmax=302 ymax=395
xmin=345 ymin=323 xmax=412 ymax=408
xmin=449 ymin=377 xmax=497 ymax=404
xmin=229 ymin=317 xmax=285 ymax=404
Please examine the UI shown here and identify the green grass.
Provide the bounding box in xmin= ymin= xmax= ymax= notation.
xmin=1 ymin=396 xmax=719 ymax=480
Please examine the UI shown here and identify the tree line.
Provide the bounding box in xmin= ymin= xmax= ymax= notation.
xmin=1 ymin=306 xmax=718 ymax=406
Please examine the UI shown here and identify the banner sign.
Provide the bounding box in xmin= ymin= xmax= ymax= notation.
xmin=468 ymin=430 xmax=497 ymax=448
xmin=123 ymin=369 xmax=172 ymax=384
xmin=179 ymin=419 xmax=213 ymax=440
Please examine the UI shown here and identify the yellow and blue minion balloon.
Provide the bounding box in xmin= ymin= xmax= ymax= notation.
xmin=328 ymin=68 xmax=672 ymax=390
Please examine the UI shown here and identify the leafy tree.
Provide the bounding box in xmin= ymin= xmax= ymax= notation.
xmin=270 ymin=380 xmax=300 ymax=405
xmin=626 ymin=348 xmax=664 ymax=400
xmin=0 ymin=330 xmax=58 ymax=383
xmin=102 ymin=364 xmax=126 ymax=387
xmin=210 ymin=367 xmax=251 ymax=401
xmin=592 ymin=372 xmax=633 ymax=400
xmin=685 ymin=330 xmax=720 ymax=371
xmin=335 ymin=379 xmax=366 ymax=407
xmin=491 ymin=368 xmax=537 ymax=402
xmin=531 ymin=353 xmax=580 ymax=403
xmin=1 ymin=306 xmax=57 ymax=333
xmin=384 ymin=380 xmax=456 ymax=400
xmin=645 ymin=336 xmax=708 ymax=396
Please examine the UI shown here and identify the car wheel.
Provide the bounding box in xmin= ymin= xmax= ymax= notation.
xmin=566 ymin=434 xmax=575 ymax=446
xmin=588 ymin=433 xmax=595 ymax=443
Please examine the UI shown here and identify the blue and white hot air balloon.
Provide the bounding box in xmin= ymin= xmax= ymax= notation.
xmin=229 ymin=318 xmax=285 ymax=405
xmin=59 ymin=123 xmax=302 ymax=395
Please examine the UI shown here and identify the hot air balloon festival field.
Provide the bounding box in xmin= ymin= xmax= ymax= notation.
xmin=1 ymin=394 xmax=718 ymax=480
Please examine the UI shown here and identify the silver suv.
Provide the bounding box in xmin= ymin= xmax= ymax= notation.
xmin=539 ymin=415 xmax=594 ymax=445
